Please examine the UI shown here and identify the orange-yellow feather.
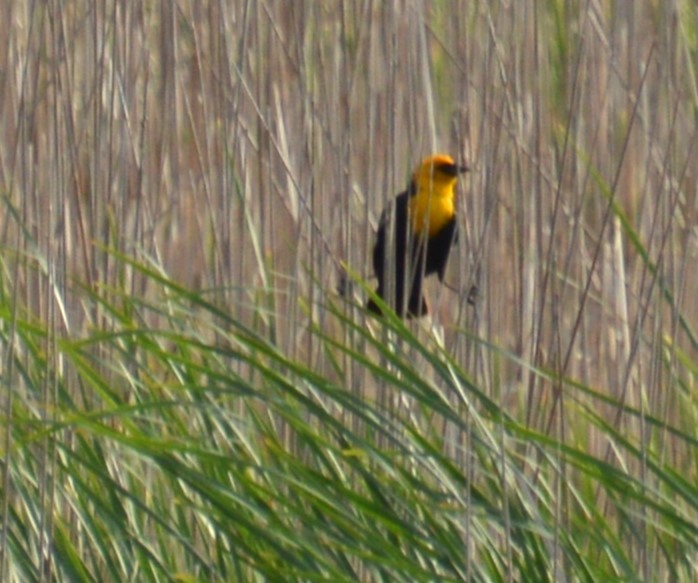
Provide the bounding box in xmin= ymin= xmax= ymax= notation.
xmin=408 ymin=154 xmax=459 ymax=237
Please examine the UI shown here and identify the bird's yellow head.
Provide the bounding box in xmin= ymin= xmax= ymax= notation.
xmin=408 ymin=154 xmax=469 ymax=237
xmin=412 ymin=154 xmax=468 ymax=198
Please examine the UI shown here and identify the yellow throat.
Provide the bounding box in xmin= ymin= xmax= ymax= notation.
xmin=408 ymin=155 xmax=460 ymax=237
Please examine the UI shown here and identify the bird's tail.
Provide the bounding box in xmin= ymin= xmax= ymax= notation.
xmin=366 ymin=289 xmax=384 ymax=316
xmin=407 ymin=295 xmax=428 ymax=319
xmin=367 ymin=288 xmax=428 ymax=318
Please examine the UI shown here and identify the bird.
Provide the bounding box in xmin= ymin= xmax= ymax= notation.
xmin=367 ymin=154 xmax=469 ymax=318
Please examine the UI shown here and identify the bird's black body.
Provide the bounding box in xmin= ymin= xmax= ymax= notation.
xmin=368 ymin=184 xmax=458 ymax=318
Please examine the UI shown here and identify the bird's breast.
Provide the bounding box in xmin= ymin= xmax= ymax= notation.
xmin=409 ymin=193 xmax=455 ymax=237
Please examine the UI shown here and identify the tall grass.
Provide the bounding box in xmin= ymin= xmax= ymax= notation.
xmin=1 ymin=1 xmax=698 ymax=581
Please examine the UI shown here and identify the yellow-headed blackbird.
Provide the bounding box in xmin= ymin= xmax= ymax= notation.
xmin=368 ymin=154 xmax=468 ymax=318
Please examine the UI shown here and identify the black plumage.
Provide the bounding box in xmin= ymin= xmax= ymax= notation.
xmin=367 ymin=184 xmax=458 ymax=318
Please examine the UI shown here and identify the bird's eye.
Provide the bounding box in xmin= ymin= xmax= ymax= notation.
xmin=436 ymin=162 xmax=468 ymax=176
xmin=437 ymin=163 xmax=459 ymax=176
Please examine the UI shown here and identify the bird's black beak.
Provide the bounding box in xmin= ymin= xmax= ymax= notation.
xmin=441 ymin=162 xmax=469 ymax=177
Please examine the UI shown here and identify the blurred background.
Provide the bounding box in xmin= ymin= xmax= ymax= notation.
xmin=5 ymin=1 xmax=697 ymax=382
xmin=2 ymin=1 xmax=698 ymax=580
